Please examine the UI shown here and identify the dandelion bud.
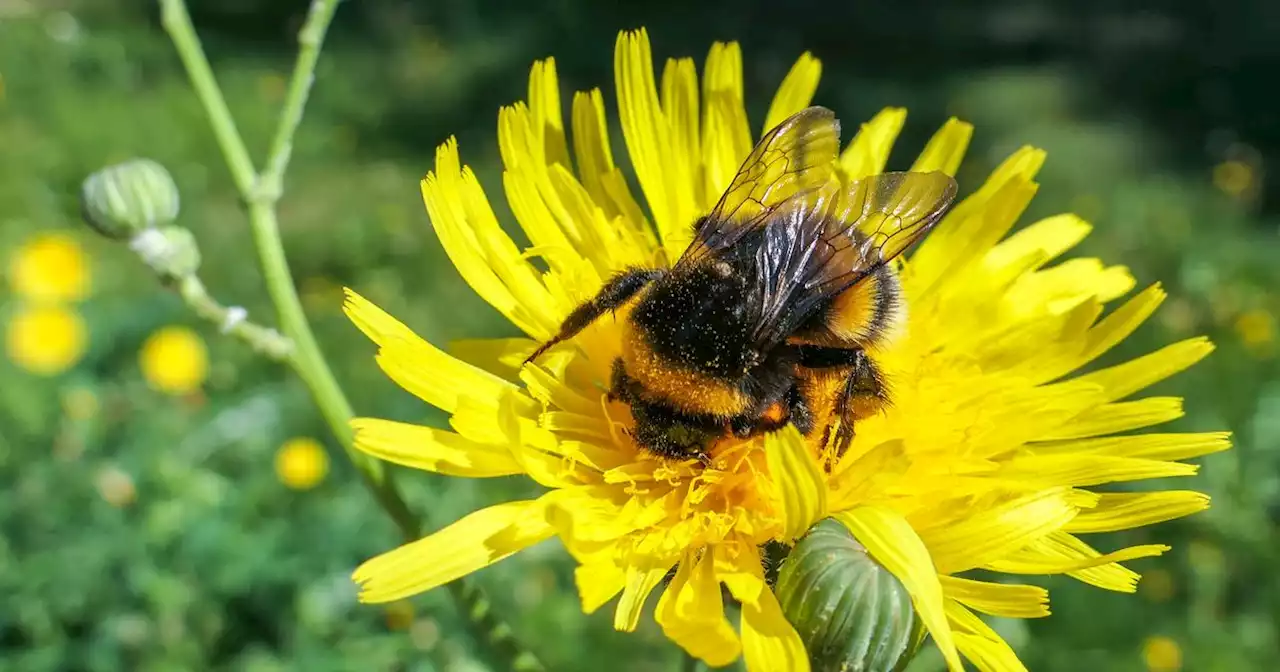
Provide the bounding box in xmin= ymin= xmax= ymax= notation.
xmin=80 ymin=159 xmax=180 ymax=240
xmin=775 ymin=519 xmax=921 ymax=672
xmin=130 ymin=225 xmax=201 ymax=281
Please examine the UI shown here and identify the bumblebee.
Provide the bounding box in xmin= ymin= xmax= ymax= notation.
xmin=525 ymin=106 xmax=958 ymax=462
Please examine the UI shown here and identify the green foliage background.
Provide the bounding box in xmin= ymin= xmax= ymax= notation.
xmin=2 ymin=1 xmax=1278 ymax=671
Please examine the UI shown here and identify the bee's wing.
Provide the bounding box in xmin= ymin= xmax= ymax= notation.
xmin=805 ymin=171 xmax=958 ymax=294
xmin=674 ymin=106 xmax=841 ymax=270
xmin=752 ymin=171 xmax=958 ymax=345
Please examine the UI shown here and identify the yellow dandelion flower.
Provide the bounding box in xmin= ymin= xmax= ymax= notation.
xmin=6 ymin=304 xmax=88 ymax=375
xmin=9 ymin=232 xmax=91 ymax=303
xmin=1211 ymin=159 xmax=1253 ymax=198
xmin=1142 ymin=635 xmax=1183 ymax=672
xmin=275 ymin=437 xmax=329 ymax=490
xmin=1234 ymin=307 xmax=1274 ymax=357
xmin=139 ymin=325 xmax=208 ymax=395
xmin=344 ymin=29 xmax=1226 ymax=672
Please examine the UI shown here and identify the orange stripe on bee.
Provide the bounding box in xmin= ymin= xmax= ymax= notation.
xmin=827 ymin=276 xmax=882 ymax=343
xmin=791 ymin=265 xmax=903 ymax=349
xmin=620 ymin=310 xmax=751 ymax=417
xmin=795 ymin=365 xmax=849 ymax=436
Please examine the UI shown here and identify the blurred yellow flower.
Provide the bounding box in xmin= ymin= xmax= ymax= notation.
xmin=5 ymin=304 xmax=88 ymax=375
xmin=1212 ymin=159 xmax=1254 ymax=198
xmin=139 ymin=325 xmax=208 ymax=395
xmin=345 ymin=28 xmax=1225 ymax=672
xmin=275 ymin=437 xmax=329 ymax=490
xmin=1142 ymin=635 xmax=1183 ymax=672
xmin=96 ymin=466 xmax=137 ymax=507
xmin=1234 ymin=307 xmax=1274 ymax=357
xmin=8 ymin=232 xmax=91 ymax=303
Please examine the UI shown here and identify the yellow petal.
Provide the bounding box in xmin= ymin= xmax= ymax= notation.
xmin=662 ymin=56 xmax=703 ymax=207
xmin=940 ymin=576 xmax=1050 ymax=618
xmin=656 ymin=550 xmax=742 ymax=667
xmin=352 ymin=500 xmax=552 ymax=603
xmin=343 ymin=289 xmax=518 ymax=414
xmin=570 ymin=87 xmax=654 ymax=246
xmin=739 ymin=589 xmax=809 ymax=672
xmin=923 ymin=487 xmax=1079 ymax=573
xmin=1075 ymin=337 xmax=1215 ymax=403
xmin=520 ymin=363 xmax=602 ymax=417
xmin=351 ymin=418 xmax=523 ymax=477
xmin=909 ymin=117 xmax=973 ymax=176
xmin=613 ymin=564 xmax=671 ymax=631
xmin=575 ymin=560 xmax=626 ymax=614
xmin=946 ymin=601 xmax=1030 ymax=672
xmin=763 ymin=52 xmax=822 ymax=132
xmin=835 ymin=506 xmax=963 ymax=672
xmin=1076 ymin=283 xmax=1166 ymax=364
xmin=839 ymin=107 xmax=907 ymax=179
xmin=527 ymin=57 xmax=570 ymax=168
xmin=986 ymin=532 xmax=1169 ymax=592
xmin=571 ymin=87 xmax=616 ymax=177
xmin=614 ymin=29 xmax=697 ymax=248
xmin=448 ymin=337 xmax=536 ymax=380
xmin=1033 ymin=431 xmax=1231 ymax=461
xmin=718 ymin=546 xmax=809 ymax=672
xmin=1065 ymin=491 xmax=1211 ymax=533
xmin=909 ymin=169 xmax=1040 ymax=301
xmin=984 ymin=214 xmax=1092 ymax=275
xmin=1045 ymin=397 xmax=1185 ymax=439
xmin=766 ymin=424 xmax=829 ymax=541
xmin=701 ymin=40 xmax=754 ymax=202
xmin=997 ymin=453 xmax=1198 ymax=488
xmin=421 ymin=140 xmax=556 ymax=337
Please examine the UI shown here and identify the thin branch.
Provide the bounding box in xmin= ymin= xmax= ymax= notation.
xmin=257 ymin=0 xmax=341 ymax=202
xmin=157 ymin=2 xmax=547 ymax=670
xmin=175 ymin=275 xmax=294 ymax=360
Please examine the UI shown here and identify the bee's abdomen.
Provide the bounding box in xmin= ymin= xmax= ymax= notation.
xmin=791 ymin=263 xmax=902 ymax=349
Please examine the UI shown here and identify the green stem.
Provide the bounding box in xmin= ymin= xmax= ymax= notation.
xmin=679 ymin=651 xmax=704 ymax=672
xmin=157 ymin=0 xmax=256 ymax=197
xmin=174 ymin=274 xmax=294 ymax=360
xmin=257 ymin=0 xmax=340 ymax=200
xmin=158 ymin=1 xmax=546 ymax=669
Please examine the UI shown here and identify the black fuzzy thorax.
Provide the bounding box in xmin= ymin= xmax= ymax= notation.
xmin=630 ymin=234 xmax=808 ymax=417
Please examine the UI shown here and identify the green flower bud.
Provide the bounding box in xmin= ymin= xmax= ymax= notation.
xmin=775 ymin=519 xmax=922 ymax=672
xmin=130 ymin=226 xmax=201 ymax=281
xmin=80 ymin=159 xmax=180 ymax=239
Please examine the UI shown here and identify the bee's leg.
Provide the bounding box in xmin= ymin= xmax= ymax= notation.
xmin=525 ymin=267 xmax=664 ymax=364
xmin=831 ymin=350 xmax=889 ymax=459
xmin=797 ymin=345 xmax=888 ymax=460
xmin=785 ymin=384 xmax=814 ymax=435
xmin=608 ymin=357 xmax=640 ymax=403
